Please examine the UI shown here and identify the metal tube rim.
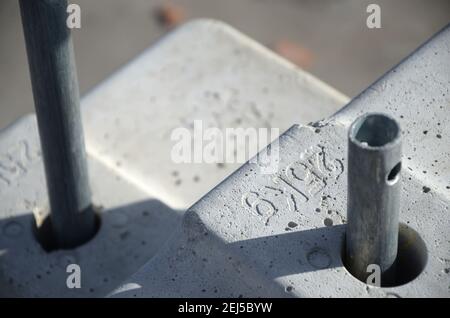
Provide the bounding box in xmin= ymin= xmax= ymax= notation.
xmin=349 ymin=112 xmax=401 ymax=151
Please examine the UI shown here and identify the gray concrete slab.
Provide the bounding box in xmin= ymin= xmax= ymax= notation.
xmin=0 ymin=19 xmax=346 ymax=297
xmin=111 ymin=23 xmax=450 ymax=298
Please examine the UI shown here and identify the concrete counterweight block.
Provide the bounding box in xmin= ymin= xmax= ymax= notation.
xmin=0 ymin=20 xmax=347 ymax=297
xmin=1 ymin=18 xmax=449 ymax=298
xmin=112 ymin=24 xmax=450 ymax=298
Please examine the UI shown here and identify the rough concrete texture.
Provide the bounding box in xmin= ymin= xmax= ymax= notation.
xmin=0 ymin=115 xmax=182 ymax=297
xmin=81 ymin=19 xmax=348 ymax=210
xmin=111 ymin=24 xmax=450 ymax=297
xmin=0 ymin=20 xmax=346 ymax=297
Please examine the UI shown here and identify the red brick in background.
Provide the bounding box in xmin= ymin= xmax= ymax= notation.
xmin=155 ymin=3 xmax=186 ymax=29
xmin=273 ymin=40 xmax=314 ymax=69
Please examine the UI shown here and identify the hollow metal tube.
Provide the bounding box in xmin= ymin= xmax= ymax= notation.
xmin=346 ymin=113 xmax=402 ymax=285
xmin=19 ymin=0 xmax=96 ymax=248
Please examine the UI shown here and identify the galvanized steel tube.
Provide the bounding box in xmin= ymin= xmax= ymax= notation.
xmin=20 ymin=0 xmax=96 ymax=249
xmin=346 ymin=113 xmax=402 ymax=285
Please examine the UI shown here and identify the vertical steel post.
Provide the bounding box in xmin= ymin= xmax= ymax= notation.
xmin=346 ymin=113 xmax=402 ymax=285
xmin=19 ymin=0 xmax=96 ymax=249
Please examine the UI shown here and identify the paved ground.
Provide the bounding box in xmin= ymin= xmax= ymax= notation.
xmin=1 ymin=0 xmax=449 ymax=129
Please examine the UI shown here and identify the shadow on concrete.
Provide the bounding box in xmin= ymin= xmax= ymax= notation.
xmin=226 ymin=224 xmax=346 ymax=279
xmin=108 ymin=213 xmax=348 ymax=298
xmin=0 ymin=198 xmax=182 ymax=297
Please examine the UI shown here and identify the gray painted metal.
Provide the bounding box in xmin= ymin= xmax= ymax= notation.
xmin=19 ymin=0 xmax=96 ymax=248
xmin=346 ymin=113 xmax=402 ymax=286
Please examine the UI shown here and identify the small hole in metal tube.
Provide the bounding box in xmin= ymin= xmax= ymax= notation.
xmin=386 ymin=162 xmax=402 ymax=185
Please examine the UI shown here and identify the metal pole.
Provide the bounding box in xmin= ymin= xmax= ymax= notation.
xmin=19 ymin=0 xmax=96 ymax=249
xmin=346 ymin=113 xmax=402 ymax=286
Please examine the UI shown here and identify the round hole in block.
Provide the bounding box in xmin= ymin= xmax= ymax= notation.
xmin=341 ymin=223 xmax=427 ymax=287
xmin=32 ymin=208 xmax=101 ymax=252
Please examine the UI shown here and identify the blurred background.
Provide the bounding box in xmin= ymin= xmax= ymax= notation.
xmin=1 ymin=0 xmax=449 ymax=129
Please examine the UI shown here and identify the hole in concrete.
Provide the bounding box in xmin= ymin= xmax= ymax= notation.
xmin=341 ymin=223 xmax=427 ymax=287
xmin=33 ymin=207 xmax=101 ymax=252
xmin=386 ymin=162 xmax=401 ymax=185
xmin=422 ymin=186 xmax=431 ymax=193
xmin=352 ymin=114 xmax=400 ymax=147
xmin=323 ymin=218 xmax=333 ymax=227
